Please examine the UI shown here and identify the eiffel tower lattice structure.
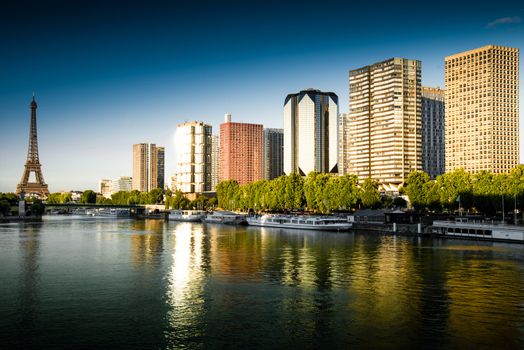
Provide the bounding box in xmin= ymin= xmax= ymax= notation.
xmin=16 ymin=95 xmax=50 ymax=197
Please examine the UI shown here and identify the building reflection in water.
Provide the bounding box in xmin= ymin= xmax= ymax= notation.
xmin=165 ymin=223 xmax=208 ymax=348
xmin=129 ymin=220 xmax=165 ymax=267
xmin=444 ymin=244 xmax=524 ymax=348
xmin=16 ymin=223 xmax=42 ymax=348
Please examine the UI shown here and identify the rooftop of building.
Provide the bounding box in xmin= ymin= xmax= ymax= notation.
xmin=445 ymin=44 xmax=519 ymax=60
xmin=284 ymin=89 xmax=338 ymax=106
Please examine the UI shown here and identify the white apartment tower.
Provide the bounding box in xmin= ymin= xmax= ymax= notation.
xmin=283 ymin=89 xmax=338 ymax=175
xmin=348 ymin=58 xmax=422 ymax=192
xmin=175 ymin=121 xmax=213 ymax=193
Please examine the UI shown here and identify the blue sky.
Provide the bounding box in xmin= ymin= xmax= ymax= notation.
xmin=0 ymin=0 xmax=523 ymax=192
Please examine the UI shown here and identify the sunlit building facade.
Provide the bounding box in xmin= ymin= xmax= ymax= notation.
xmin=422 ymin=87 xmax=445 ymax=178
xmin=283 ymin=89 xmax=338 ymax=176
xmin=348 ymin=58 xmax=422 ymax=191
xmin=445 ymin=45 xmax=519 ymax=173
xmin=98 ymin=179 xmax=112 ymax=198
xmin=113 ymin=176 xmax=132 ymax=192
xmin=263 ymin=128 xmax=284 ymax=180
xmin=220 ymin=114 xmax=263 ymax=185
xmin=132 ymin=143 xmax=160 ymax=192
xmin=211 ymin=134 xmax=220 ymax=191
xmin=175 ymin=121 xmax=213 ymax=193
xmin=338 ymin=113 xmax=350 ymax=175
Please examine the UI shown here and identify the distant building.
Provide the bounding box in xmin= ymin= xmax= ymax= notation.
xmin=338 ymin=113 xmax=350 ymax=175
xmin=211 ymin=134 xmax=220 ymax=191
xmin=113 ymin=176 xmax=132 ymax=192
xmin=348 ymin=58 xmax=422 ymax=192
xmin=263 ymin=128 xmax=284 ymax=180
xmin=175 ymin=121 xmax=213 ymax=193
xmin=220 ymin=114 xmax=263 ymax=186
xmin=157 ymin=146 xmax=165 ymax=190
xmin=445 ymin=45 xmax=519 ymax=173
xmin=422 ymin=87 xmax=445 ymax=178
xmin=169 ymin=174 xmax=177 ymax=192
xmin=283 ymin=89 xmax=338 ymax=176
xmin=132 ymin=143 xmax=162 ymax=192
xmin=98 ymin=179 xmax=112 ymax=198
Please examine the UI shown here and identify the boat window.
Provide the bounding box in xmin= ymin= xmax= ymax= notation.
xmin=484 ymin=230 xmax=492 ymax=236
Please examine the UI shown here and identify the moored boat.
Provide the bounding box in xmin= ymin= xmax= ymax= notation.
xmin=432 ymin=218 xmax=524 ymax=242
xmin=202 ymin=211 xmax=247 ymax=225
xmin=247 ymin=214 xmax=352 ymax=231
xmin=168 ymin=210 xmax=206 ymax=222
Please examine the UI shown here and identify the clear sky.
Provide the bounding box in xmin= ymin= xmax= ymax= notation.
xmin=1 ymin=0 xmax=523 ymax=192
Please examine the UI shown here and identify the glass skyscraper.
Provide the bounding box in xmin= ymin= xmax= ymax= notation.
xmin=283 ymin=89 xmax=338 ymax=176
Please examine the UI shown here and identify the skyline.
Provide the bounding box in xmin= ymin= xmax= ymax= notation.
xmin=1 ymin=0 xmax=523 ymax=192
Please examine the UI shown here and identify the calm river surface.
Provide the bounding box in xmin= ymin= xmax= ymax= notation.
xmin=1 ymin=217 xmax=524 ymax=349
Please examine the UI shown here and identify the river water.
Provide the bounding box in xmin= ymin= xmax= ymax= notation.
xmin=1 ymin=217 xmax=523 ymax=349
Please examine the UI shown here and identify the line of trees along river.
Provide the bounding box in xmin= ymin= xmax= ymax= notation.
xmin=218 ymin=166 xmax=524 ymax=215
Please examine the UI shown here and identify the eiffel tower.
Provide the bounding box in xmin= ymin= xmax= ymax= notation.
xmin=16 ymin=95 xmax=49 ymax=197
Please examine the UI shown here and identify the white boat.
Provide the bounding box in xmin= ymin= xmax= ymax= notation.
xmin=432 ymin=218 xmax=524 ymax=242
xmin=202 ymin=211 xmax=247 ymax=225
xmin=169 ymin=210 xmax=206 ymax=222
xmin=94 ymin=208 xmax=131 ymax=218
xmin=247 ymin=214 xmax=353 ymax=231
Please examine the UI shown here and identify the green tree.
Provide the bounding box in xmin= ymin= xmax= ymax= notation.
xmin=0 ymin=200 xmax=11 ymax=216
xmin=216 ymin=180 xmax=240 ymax=210
xmin=404 ymin=171 xmax=431 ymax=211
xmin=60 ymin=192 xmax=72 ymax=203
xmin=46 ymin=193 xmax=62 ymax=204
xmin=360 ymin=178 xmax=381 ymax=209
xmin=79 ymin=190 xmax=97 ymax=204
xmin=30 ymin=200 xmax=45 ymax=216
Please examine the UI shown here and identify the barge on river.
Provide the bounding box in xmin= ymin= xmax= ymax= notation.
xmin=247 ymin=215 xmax=352 ymax=231
xmin=432 ymin=218 xmax=524 ymax=242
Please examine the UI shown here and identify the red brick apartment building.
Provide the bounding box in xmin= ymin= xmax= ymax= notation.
xmin=219 ymin=114 xmax=263 ymax=186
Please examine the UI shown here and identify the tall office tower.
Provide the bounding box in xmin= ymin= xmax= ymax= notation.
xmin=422 ymin=87 xmax=445 ymax=178
xmin=283 ymin=89 xmax=339 ymax=175
xmin=132 ymin=143 xmax=159 ymax=192
xmin=112 ymin=176 xmax=133 ymax=192
xmin=263 ymin=128 xmax=284 ymax=180
xmin=445 ymin=45 xmax=519 ymax=173
xmin=98 ymin=179 xmax=112 ymax=198
xmin=348 ymin=58 xmax=422 ymax=192
xmin=175 ymin=121 xmax=213 ymax=193
xmin=338 ymin=113 xmax=350 ymax=175
xmin=157 ymin=146 xmax=165 ymax=190
xmin=220 ymin=114 xmax=263 ymax=185
xmin=211 ymin=134 xmax=220 ymax=191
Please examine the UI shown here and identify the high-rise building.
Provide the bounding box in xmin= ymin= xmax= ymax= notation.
xmin=445 ymin=45 xmax=519 ymax=173
xmin=422 ymin=87 xmax=445 ymax=179
xmin=211 ymin=134 xmax=220 ymax=191
xmin=157 ymin=146 xmax=165 ymax=190
xmin=338 ymin=113 xmax=350 ymax=175
xmin=283 ymin=89 xmax=338 ymax=176
xmin=348 ymin=58 xmax=422 ymax=191
xmin=132 ymin=143 xmax=160 ymax=192
xmin=220 ymin=114 xmax=263 ymax=185
xmin=175 ymin=121 xmax=213 ymax=193
xmin=112 ymin=176 xmax=132 ymax=192
xmin=98 ymin=179 xmax=112 ymax=198
xmin=263 ymin=128 xmax=284 ymax=180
